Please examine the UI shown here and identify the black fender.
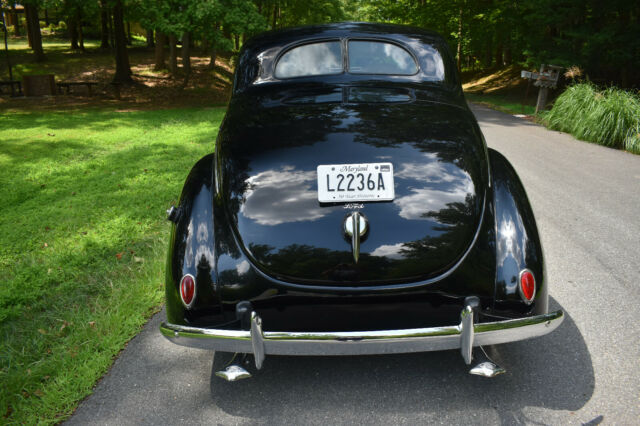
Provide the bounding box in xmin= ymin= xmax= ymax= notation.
xmin=165 ymin=154 xmax=222 ymax=325
xmin=489 ymin=148 xmax=548 ymax=316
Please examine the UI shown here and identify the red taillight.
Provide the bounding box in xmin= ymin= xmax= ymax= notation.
xmin=180 ymin=274 xmax=196 ymax=308
xmin=519 ymin=269 xmax=536 ymax=304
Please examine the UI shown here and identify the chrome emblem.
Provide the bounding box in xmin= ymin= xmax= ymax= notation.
xmin=343 ymin=203 xmax=364 ymax=210
xmin=344 ymin=212 xmax=368 ymax=263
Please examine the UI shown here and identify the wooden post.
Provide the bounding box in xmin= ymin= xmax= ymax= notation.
xmin=535 ymin=64 xmax=548 ymax=114
xmin=535 ymin=87 xmax=549 ymax=114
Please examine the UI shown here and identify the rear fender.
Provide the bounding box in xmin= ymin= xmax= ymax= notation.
xmin=165 ymin=154 xmax=222 ymax=325
xmin=489 ymin=149 xmax=548 ymax=315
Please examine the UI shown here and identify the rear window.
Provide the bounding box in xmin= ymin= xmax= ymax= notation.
xmin=348 ymin=41 xmax=418 ymax=75
xmin=272 ymin=39 xmax=441 ymax=80
xmin=275 ymin=41 xmax=343 ymax=78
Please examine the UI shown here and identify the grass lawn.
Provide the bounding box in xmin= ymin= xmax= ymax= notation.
xmin=464 ymin=92 xmax=537 ymax=116
xmin=0 ymin=107 xmax=225 ymax=424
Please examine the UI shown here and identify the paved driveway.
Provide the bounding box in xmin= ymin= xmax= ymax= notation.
xmin=67 ymin=103 xmax=640 ymax=425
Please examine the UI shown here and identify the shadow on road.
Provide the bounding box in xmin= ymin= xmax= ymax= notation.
xmin=209 ymin=297 xmax=593 ymax=423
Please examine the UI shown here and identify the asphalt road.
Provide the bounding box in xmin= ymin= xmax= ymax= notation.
xmin=67 ymin=103 xmax=640 ymax=425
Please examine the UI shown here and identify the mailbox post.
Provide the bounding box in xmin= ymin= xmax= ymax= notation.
xmin=521 ymin=64 xmax=563 ymax=114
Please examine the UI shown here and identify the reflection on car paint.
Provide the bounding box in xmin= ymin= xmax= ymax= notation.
xmin=241 ymin=167 xmax=327 ymax=226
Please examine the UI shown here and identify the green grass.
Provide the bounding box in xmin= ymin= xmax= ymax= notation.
xmin=464 ymin=92 xmax=536 ymax=116
xmin=0 ymin=107 xmax=225 ymax=424
xmin=541 ymin=83 xmax=640 ymax=154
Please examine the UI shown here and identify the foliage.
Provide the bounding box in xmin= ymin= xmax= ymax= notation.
xmin=6 ymin=0 xmax=639 ymax=87
xmin=265 ymin=0 xmax=347 ymax=28
xmin=541 ymin=83 xmax=640 ymax=153
xmin=625 ymin=123 xmax=640 ymax=154
xmin=131 ymin=0 xmax=266 ymax=50
xmin=354 ymin=0 xmax=640 ymax=87
xmin=0 ymin=107 xmax=226 ymax=424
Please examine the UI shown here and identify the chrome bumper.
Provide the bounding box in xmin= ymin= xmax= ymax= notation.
xmin=160 ymin=309 xmax=564 ymax=368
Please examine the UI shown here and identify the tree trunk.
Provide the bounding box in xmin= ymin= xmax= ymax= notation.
xmin=154 ymin=32 xmax=166 ymax=70
xmin=234 ymin=34 xmax=239 ymax=51
xmin=208 ymin=46 xmax=217 ymax=70
xmin=494 ymin=38 xmax=503 ymax=67
xmin=11 ymin=4 xmax=20 ymax=36
xmin=77 ymin=11 xmax=85 ymax=51
xmin=182 ymin=32 xmax=191 ymax=87
xmin=108 ymin=7 xmax=115 ymax=48
xmin=68 ymin=16 xmax=79 ymax=49
xmin=272 ymin=3 xmax=278 ymax=29
xmin=456 ymin=6 xmax=462 ymax=73
xmin=112 ymin=0 xmax=133 ymax=84
xmin=168 ymin=35 xmax=178 ymax=77
xmin=44 ymin=9 xmax=49 ymax=26
xmin=503 ymin=32 xmax=512 ymax=65
xmin=25 ymin=3 xmax=45 ymax=62
xmin=100 ymin=0 xmax=110 ymax=49
xmin=126 ymin=21 xmax=132 ymax=46
xmin=78 ymin=25 xmax=84 ymax=50
xmin=2 ymin=9 xmax=14 ymax=81
xmin=484 ymin=39 xmax=492 ymax=68
xmin=25 ymin=6 xmax=33 ymax=47
xmin=146 ymin=28 xmax=154 ymax=48
xmin=504 ymin=46 xmax=511 ymax=65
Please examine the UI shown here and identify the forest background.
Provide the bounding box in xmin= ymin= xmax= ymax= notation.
xmin=3 ymin=0 xmax=639 ymax=88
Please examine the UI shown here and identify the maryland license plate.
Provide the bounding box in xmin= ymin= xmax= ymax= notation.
xmin=317 ymin=162 xmax=395 ymax=203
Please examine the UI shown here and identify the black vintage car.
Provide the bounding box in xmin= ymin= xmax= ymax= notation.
xmin=161 ymin=22 xmax=563 ymax=381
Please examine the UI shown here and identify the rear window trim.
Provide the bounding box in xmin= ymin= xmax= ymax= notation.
xmin=273 ymin=37 xmax=423 ymax=80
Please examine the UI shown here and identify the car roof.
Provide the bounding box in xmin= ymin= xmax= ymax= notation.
xmin=244 ymin=22 xmax=446 ymax=51
xmin=233 ymin=22 xmax=459 ymax=95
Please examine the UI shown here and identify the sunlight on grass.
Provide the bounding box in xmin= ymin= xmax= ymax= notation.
xmin=465 ymin=92 xmax=536 ymax=116
xmin=0 ymin=107 xmax=225 ymax=424
xmin=2 ymin=36 xmax=149 ymax=80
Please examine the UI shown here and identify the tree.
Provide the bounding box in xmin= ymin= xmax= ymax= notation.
xmin=132 ymin=0 xmax=266 ymax=81
xmin=23 ymin=1 xmax=45 ymax=61
xmin=146 ymin=28 xmax=154 ymax=47
xmin=257 ymin=0 xmax=345 ymax=30
xmin=112 ymin=0 xmax=133 ymax=83
xmin=154 ymin=31 xmax=166 ymax=70
xmin=48 ymin=0 xmax=101 ymax=51
xmin=10 ymin=2 xmax=20 ymax=36
xmin=100 ymin=0 xmax=110 ymax=48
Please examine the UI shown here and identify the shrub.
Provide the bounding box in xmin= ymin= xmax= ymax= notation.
xmin=541 ymin=83 xmax=640 ymax=153
xmin=625 ymin=123 xmax=640 ymax=154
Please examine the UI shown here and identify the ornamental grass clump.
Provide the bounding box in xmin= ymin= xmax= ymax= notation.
xmin=625 ymin=123 xmax=640 ymax=154
xmin=542 ymin=83 xmax=640 ymax=153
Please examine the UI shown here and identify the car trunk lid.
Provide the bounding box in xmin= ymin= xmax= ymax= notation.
xmin=217 ymin=87 xmax=488 ymax=285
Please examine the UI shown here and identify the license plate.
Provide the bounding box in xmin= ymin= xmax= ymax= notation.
xmin=317 ymin=162 xmax=395 ymax=203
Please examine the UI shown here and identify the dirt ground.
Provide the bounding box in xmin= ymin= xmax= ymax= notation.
xmin=0 ymin=48 xmax=234 ymax=112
